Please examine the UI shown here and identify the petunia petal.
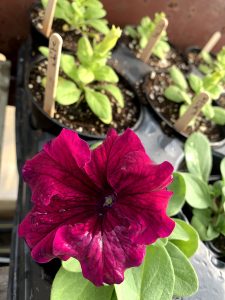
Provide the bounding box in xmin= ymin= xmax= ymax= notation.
xmin=22 ymin=152 xmax=99 ymax=206
xmin=108 ymin=150 xmax=173 ymax=194
xmin=85 ymin=129 xmax=118 ymax=189
xmin=53 ymin=214 xmax=146 ymax=286
xmin=44 ymin=128 xmax=91 ymax=170
xmin=85 ymin=129 xmax=148 ymax=191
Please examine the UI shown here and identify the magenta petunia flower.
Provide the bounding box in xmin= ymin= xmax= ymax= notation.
xmin=18 ymin=128 xmax=175 ymax=286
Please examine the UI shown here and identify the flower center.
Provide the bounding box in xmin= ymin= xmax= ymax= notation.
xmin=98 ymin=192 xmax=117 ymax=216
xmin=103 ymin=195 xmax=114 ymax=207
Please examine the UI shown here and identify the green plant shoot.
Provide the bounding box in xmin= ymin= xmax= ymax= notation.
xmin=164 ymin=66 xmax=225 ymax=126
xmin=41 ymin=0 xmax=109 ymax=36
xmin=124 ymin=13 xmax=170 ymax=59
xmin=39 ymin=26 xmax=124 ymax=124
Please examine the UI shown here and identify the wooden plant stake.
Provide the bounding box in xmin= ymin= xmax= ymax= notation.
xmin=174 ymin=92 xmax=209 ymax=133
xmin=44 ymin=33 xmax=63 ymax=117
xmin=42 ymin=0 xmax=57 ymax=37
xmin=140 ymin=18 xmax=168 ymax=63
xmin=200 ymin=31 xmax=222 ymax=56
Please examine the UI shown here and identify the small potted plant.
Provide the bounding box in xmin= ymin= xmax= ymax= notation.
xmin=143 ymin=65 xmax=225 ymax=145
xmin=122 ymin=12 xmax=188 ymax=72
xmin=18 ymin=128 xmax=199 ymax=300
xmin=30 ymin=0 xmax=109 ymax=51
xmin=172 ymin=131 xmax=225 ymax=259
xmin=27 ymin=26 xmax=143 ymax=139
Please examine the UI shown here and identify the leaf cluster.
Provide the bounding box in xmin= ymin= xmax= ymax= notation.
xmin=41 ymin=0 xmax=109 ymax=36
xmin=199 ymin=47 xmax=225 ymax=78
xmin=170 ymin=132 xmax=225 ymax=241
xmin=164 ymin=66 xmax=225 ymax=125
xmin=124 ymin=13 xmax=170 ymax=59
xmin=51 ymin=218 xmax=199 ymax=300
xmin=39 ymin=26 xmax=124 ymax=124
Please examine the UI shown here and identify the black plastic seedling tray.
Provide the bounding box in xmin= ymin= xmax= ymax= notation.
xmin=7 ymin=40 xmax=225 ymax=300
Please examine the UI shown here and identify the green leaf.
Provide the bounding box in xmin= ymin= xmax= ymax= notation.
xmin=124 ymin=26 xmax=138 ymax=39
xmin=111 ymin=291 xmax=118 ymax=300
xmin=212 ymin=107 xmax=225 ymax=125
xmin=201 ymin=51 xmax=213 ymax=64
xmin=115 ymin=245 xmax=175 ymax=300
xmin=202 ymin=101 xmax=215 ymax=120
xmin=179 ymin=104 xmax=189 ymax=117
xmin=192 ymin=208 xmax=212 ymax=227
xmin=93 ymin=65 xmax=119 ymax=83
xmin=86 ymin=19 xmax=109 ymax=35
xmin=199 ymin=63 xmax=213 ymax=75
xmin=167 ymin=172 xmax=186 ymax=216
xmin=60 ymin=54 xmax=78 ymax=82
xmin=169 ymin=220 xmax=190 ymax=241
xmin=164 ymin=86 xmax=191 ymax=104
xmin=191 ymin=216 xmax=219 ymax=241
xmin=165 ymin=242 xmax=198 ymax=297
xmin=184 ymin=132 xmax=212 ymax=182
xmin=181 ymin=173 xmax=211 ymax=209
xmin=206 ymin=84 xmax=224 ymax=100
xmin=170 ymin=66 xmax=188 ymax=90
xmin=85 ymin=87 xmax=112 ymax=124
xmin=56 ymin=77 xmax=81 ymax=105
xmin=39 ymin=46 xmax=49 ymax=58
xmin=94 ymin=26 xmax=122 ymax=57
xmin=62 ymin=258 xmax=82 ymax=273
xmin=51 ymin=267 xmax=114 ymax=300
xmin=77 ymin=66 xmax=95 ymax=84
xmin=97 ymin=84 xmax=124 ymax=107
xmin=84 ymin=7 xmax=106 ymax=19
xmin=169 ymin=219 xmax=199 ymax=258
xmin=77 ymin=37 xmax=93 ymax=66
xmin=221 ymin=158 xmax=225 ymax=182
xmin=188 ymin=73 xmax=203 ymax=93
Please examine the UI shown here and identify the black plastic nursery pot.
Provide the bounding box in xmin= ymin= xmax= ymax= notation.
xmin=26 ymin=53 xmax=145 ymax=140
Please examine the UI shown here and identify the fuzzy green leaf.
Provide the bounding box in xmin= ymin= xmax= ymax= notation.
xmin=170 ymin=66 xmax=188 ymax=90
xmin=181 ymin=173 xmax=211 ymax=209
xmin=94 ymin=26 xmax=122 ymax=57
xmin=97 ymin=84 xmax=124 ymax=107
xmin=62 ymin=258 xmax=82 ymax=273
xmin=115 ymin=245 xmax=175 ymax=300
xmin=184 ymin=132 xmax=212 ymax=182
xmin=93 ymin=65 xmax=119 ymax=83
xmin=212 ymin=106 xmax=225 ymax=125
xmin=166 ymin=242 xmax=198 ymax=297
xmin=85 ymin=87 xmax=112 ymax=124
xmin=77 ymin=37 xmax=93 ymax=66
xmin=51 ymin=267 xmax=114 ymax=300
xmin=60 ymin=54 xmax=78 ymax=82
xmin=56 ymin=77 xmax=81 ymax=105
xmin=86 ymin=19 xmax=109 ymax=35
xmin=84 ymin=7 xmax=106 ymax=19
xmin=164 ymin=86 xmax=191 ymax=104
xmin=77 ymin=66 xmax=95 ymax=84
xmin=169 ymin=219 xmax=199 ymax=258
xmin=188 ymin=73 xmax=203 ymax=94
xmin=167 ymin=173 xmax=186 ymax=216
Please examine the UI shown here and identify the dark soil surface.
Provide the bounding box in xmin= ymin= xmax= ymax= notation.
xmin=120 ymin=33 xmax=189 ymax=72
xmin=143 ymin=70 xmax=225 ymax=143
xmin=28 ymin=59 xmax=140 ymax=137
